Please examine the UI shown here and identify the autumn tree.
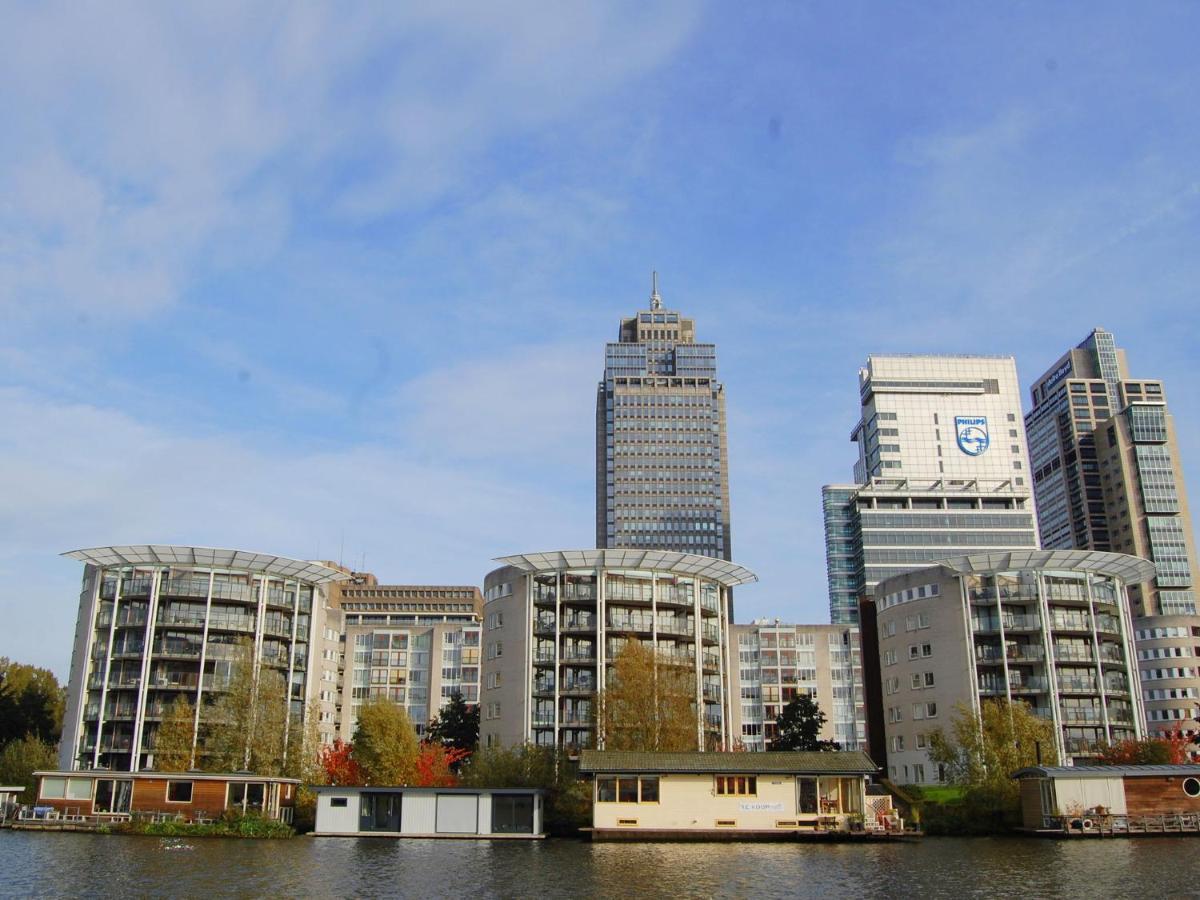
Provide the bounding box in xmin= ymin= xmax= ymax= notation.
xmin=351 ymin=699 xmax=420 ymax=785
xmin=460 ymin=743 xmax=591 ymax=835
xmin=201 ymin=639 xmax=290 ymax=774
xmin=285 ymin=701 xmax=325 ymax=784
xmin=319 ymin=739 xmax=363 ymax=786
xmin=153 ymin=696 xmax=197 ymax=771
xmin=413 ymin=743 xmax=471 ymax=787
xmin=427 ymin=692 xmax=480 ymax=756
xmin=598 ymin=640 xmax=697 ymax=752
xmin=772 ymin=694 xmax=841 ymax=751
xmin=929 ymin=699 xmax=1058 ymax=808
xmin=1096 ymin=735 xmax=1189 ymax=766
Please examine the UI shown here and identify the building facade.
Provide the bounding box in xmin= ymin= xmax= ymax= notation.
xmin=479 ymin=549 xmax=755 ymax=753
xmin=823 ymin=354 xmax=1040 ymax=625
xmin=1027 ymin=329 xmax=1200 ymax=736
xmin=59 ymin=546 xmax=348 ymax=772
xmin=596 ymin=277 xmax=732 ymax=561
xmin=871 ymin=550 xmax=1153 ymax=784
xmin=328 ymin=576 xmax=483 ymax=739
xmin=729 ymin=622 xmax=866 ymax=751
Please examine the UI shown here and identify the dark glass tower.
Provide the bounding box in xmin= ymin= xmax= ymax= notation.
xmin=596 ymin=275 xmax=732 ymax=560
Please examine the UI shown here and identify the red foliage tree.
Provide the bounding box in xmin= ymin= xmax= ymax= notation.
xmin=320 ymin=738 xmax=364 ymax=786
xmin=1096 ymin=735 xmax=1189 ymax=766
xmin=412 ymin=742 xmax=471 ymax=787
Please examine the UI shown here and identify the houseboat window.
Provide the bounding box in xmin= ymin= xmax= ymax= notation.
xmin=618 ymin=778 xmax=638 ymax=803
xmin=798 ymin=777 xmax=818 ymax=813
xmin=492 ymin=794 xmax=535 ymax=833
xmin=228 ymin=782 xmax=266 ymax=811
xmin=715 ymin=776 xmax=757 ymax=796
xmin=639 ymin=777 xmax=659 ymax=803
xmin=94 ymin=779 xmax=133 ymax=814
xmin=1184 ymin=778 xmax=1200 ymax=798
xmin=597 ymin=777 xmax=617 ymax=802
xmin=167 ymin=781 xmax=193 ymax=803
xmin=330 ymin=797 xmax=348 ymax=808
xmin=40 ymin=778 xmax=66 ymax=799
xmin=66 ymin=779 xmax=92 ymax=801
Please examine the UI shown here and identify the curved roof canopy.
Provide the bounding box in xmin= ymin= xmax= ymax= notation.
xmin=930 ymin=549 xmax=1158 ymax=585
xmin=62 ymin=545 xmax=350 ymax=585
xmin=493 ymin=549 xmax=757 ymax=588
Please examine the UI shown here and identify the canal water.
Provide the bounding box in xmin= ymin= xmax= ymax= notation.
xmin=1 ymin=831 xmax=1196 ymax=898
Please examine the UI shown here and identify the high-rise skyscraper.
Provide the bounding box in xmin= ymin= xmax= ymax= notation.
xmin=1026 ymin=328 xmax=1198 ymax=617
xmin=823 ymin=355 xmax=1040 ymax=624
xmin=596 ymin=275 xmax=731 ymax=560
xmin=1027 ymin=329 xmax=1200 ymax=737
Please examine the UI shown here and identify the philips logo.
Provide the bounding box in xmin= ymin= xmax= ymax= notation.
xmin=955 ymin=416 xmax=990 ymax=456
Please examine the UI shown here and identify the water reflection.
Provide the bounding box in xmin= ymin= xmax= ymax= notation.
xmin=0 ymin=832 xmax=1189 ymax=899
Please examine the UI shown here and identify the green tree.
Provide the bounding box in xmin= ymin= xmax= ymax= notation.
xmin=772 ymin=693 xmax=841 ymax=751
xmin=928 ymin=699 xmax=1058 ymax=811
xmin=285 ymin=701 xmax=325 ymax=784
xmin=460 ymin=743 xmax=591 ymax=835
xmin=427 ymin=692 xmax=480 ymax=755
xmin=351 ymin=699 xmax=419 ymax=785
xmin=598 ymin=641 xmax=697 ymax=752
xmin=0 ymin=658 xmax=65 ymax=747
xmin=0 ymin=735 xmax=58 ymax=803
xmin=153 ymin=696 xmax=196 ymax=771
xmin=201 ymin=639 xmax=290 ymax=774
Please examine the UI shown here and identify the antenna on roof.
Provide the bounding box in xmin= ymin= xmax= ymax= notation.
xmin=650 ymin=271 xmax=662 ymax=310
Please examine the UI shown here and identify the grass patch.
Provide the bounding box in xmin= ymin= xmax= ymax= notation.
xmin=914 ymin=785 xmax=966 ymax=804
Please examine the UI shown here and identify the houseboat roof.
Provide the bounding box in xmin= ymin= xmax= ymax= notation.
xmin=1013 ymin=765 xmax=1200 ymax=780
xmin=578 ymin=750 xmax=878 ymax=775
xmin=311 ymin=785 xmax=545 ymax=795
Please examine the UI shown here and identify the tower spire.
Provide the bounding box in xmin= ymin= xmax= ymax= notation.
xmin=650 ymin=270 xmax=662 ymax=310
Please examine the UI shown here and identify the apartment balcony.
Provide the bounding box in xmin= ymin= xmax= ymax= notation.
xmin=533 ymin=590 xmax=557 ymax=609
xmin=100 ymin=579 xmax=118 ymax=600
xmin=533 ymin=616 xmax=557 ymax=636
xmin=1064 ymin=738 xmax=1100 ymax=756
xmin=206 ymin=617 xmax=255 ymax=634
xmin=108 ymin=677 xmax=142 ymax=690
xmin=161 ymin=579 xmax=212 ymax=600
xmin=562 ymin=616 xmax=597 ymax=634
xmin=262 ymin=622 xmax=294 ymax=639
xmin=657 ymin=589 xmax=693 ymax=609
xmin=1060 ymin=708 xmax=1105 ymax=725
xmin=702 ymin=684 xmax=721 ymax=701
xmin=655 ymin=619 xmax=692 ymax=637
xmin=157 ymin=611 xmax=206 ymax=628
xmin=120 ymin=579 xmax=153 ymax=599
xmin=1010 ymin=677 xmax=1049 ymax=694
xmin=210 ymin=582 xmax=253 ymax=603
xmin=111 ymin=644 xmax=146 ymax=660
xmin=605 ymin=590 xmax=652 ymax=606
xmin=1054 ymin=646 xmax=1095 ymax=663
xmin=560 ymin=713 xmax=592 ymax=727
xmin=1057 ymin=677 xmax=1100 ymax=694
xmin=1105 ymin=680 xmax=1132 ymax=696
xmin=701 ymin=653 xmax=720 ymax=673
xmin=531 ymin=714 xmax=555 ymax=727
xmin=266 ymin=588 xmax=296 ymax=609
xmin=1094 ymin=615 xmax=1123 ymax=636
xmin=607 ymin=618 xmax=654 ymax=634
xmin=533 ymin=679 xmax=556 ymax=696
xmin=149 ymin=675 xmax=200 ymax=690
xmin=1006 ymin=645 xmax=1045 ymax=662
xmin=98 ymin=737 xmax=134 ymax=753
xmin=151 ymin=643 xmax=203 ymax=660
xmin=102 ymin=705 xmax=137 ymax=720
xmin=1098 ymin=646 xmax=1126 ymax=665
xmin=561 ymin=649 xmax=597 ymax=664
xmin=700 ymin=597 xmax=720 ymax=617
xmin=1049 ymin=614 xmax=1093 ymax=634
xmin=114 ymin=611 xmax=148 ymax=628
xmin=561 ymin=679 xmax=595 ymax=695
xmin=703 ymin=712 xmax=723 ymax=728
xmin=659 ymin=650 xmax=696 ymax=667
xmin=94 ymin=613 xmax=113 ymax=629
xmin=974 ymin=645 xmax=1005 ymax=664
xmin=533 ymin=651 xmax=556 ymax=667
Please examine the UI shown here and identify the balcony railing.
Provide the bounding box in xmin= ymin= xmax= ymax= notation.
xmin=1060 ymin=708 xmax=1104 ymax=724
xmin=1054 ymin=646 xmax=1095 ymax=662
xmin=161 ymin=579 xmax=212 ymax=600
xmin=1057 ymin=678 xmax=1099 ymax=693
xmin=562 ymin=679 xmax=595 ymax=694
xmin=562 ymin=616 xmax=596 ymax=632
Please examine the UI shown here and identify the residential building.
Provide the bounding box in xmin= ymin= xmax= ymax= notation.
xmin=578 ymin=750 xmax=888 ymax=838
xmin=479 ymin=549 xmax=755 ymax=753
xmin=1027 ymin=329 xmax=1200 ymax=734
xmin=328 ymin=575 xmax=483 ymax=738
xmin=729 ymin=621 xmax=865 ymax=751
xmin=596 ymin=275 xmax=732 ymax=561
xmin=59 ymin=545 xmax=348 ymax=772
xmin=823 ymin=354 xmax=1039 ymax=625
xmin=870 ymin=549 xmax=1152 ymax=784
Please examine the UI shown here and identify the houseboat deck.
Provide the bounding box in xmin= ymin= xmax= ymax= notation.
xmin=1027 ymin=812 xmax=1200 ymax=838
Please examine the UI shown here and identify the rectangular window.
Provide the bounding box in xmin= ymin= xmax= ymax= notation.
xmin=639 ymin=777 xmax=660 ymax=803
xmin=597 ymin=777 xmax=617 ymax=802
xmin=166 ymin=781 xmax=193 ymax=803
xmin=715 ymin=775 xmax=757 ymax=796
xmin=330 ymin=797 xmax=348 ymax=808
xmin=618 ymin=778 xmax=639 ymax=803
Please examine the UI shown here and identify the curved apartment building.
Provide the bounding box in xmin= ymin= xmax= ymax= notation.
xmin=479 ymin=549 xmax=756 ymax=753
xmin=871 ymin=549 xmax=1154 ymax=784
xmin=60 ymin=545 xmax=349 ymax=771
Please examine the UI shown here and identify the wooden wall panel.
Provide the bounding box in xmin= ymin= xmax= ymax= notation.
xmin=1123 ymin=776 xmax=1200 ymax=815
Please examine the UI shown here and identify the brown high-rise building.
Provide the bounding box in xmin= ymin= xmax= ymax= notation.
xmin=1027 ymin=329 xmax=1200 ymax=737
xmin=596 ymin=275 xmax=732 ymax=561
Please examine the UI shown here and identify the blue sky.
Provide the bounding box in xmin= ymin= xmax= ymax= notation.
xmin=2 ymin=3 xmax=1199 ymax=677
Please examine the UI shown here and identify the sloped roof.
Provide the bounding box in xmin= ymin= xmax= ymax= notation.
xmin=1013 ymin=764 xmax=1200 ymax=779
xmin=578 ymin=750 xmax=877 ymax=775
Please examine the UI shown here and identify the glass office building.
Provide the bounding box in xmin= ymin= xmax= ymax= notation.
xmin=596 ymin=277 xmax=732 ymax=561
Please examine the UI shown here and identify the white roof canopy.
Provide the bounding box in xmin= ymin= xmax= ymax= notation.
xmin=931 ymin=549 xmax=1158 ymax=584
xmin=62 ymin=545 xmax=350 ymax=585
xmin=493 ymin=549 xmax=757 ymax=588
